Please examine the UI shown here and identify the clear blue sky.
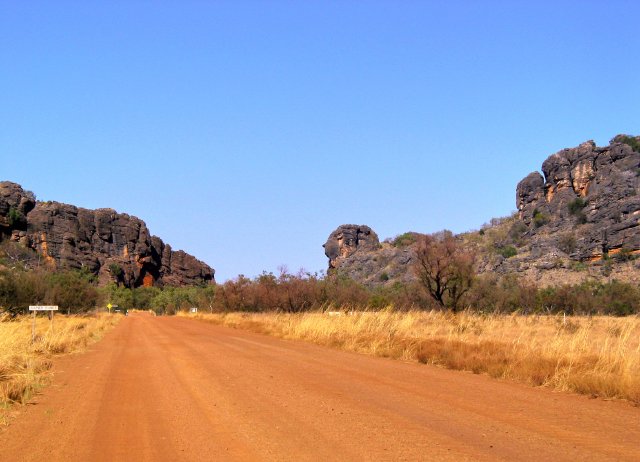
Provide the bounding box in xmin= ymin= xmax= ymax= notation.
xmin=2 ymin=1 xmax=639 ymax=281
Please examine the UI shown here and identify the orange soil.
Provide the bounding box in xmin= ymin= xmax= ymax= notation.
xmin=1 ymin=312 xmax=638 ymax=461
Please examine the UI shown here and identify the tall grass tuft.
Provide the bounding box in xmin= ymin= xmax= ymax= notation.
xmin=0 ymin=313 xmax=120 ymax=419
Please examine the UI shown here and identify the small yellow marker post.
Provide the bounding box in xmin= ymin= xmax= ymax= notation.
xmin=107 ymin=303 xmax=112 ymax=314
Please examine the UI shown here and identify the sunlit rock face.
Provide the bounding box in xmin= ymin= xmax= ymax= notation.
xmin=517 ymin=135 xmax=640 ymax=260
xmin=323 ymin=224 xmax=419 ymax=287
xmin=0 ymin=181 xmax=214 ymax=288
xmin=323 ymin=224 xmax=380 ymax=270
xmin=324 ymin=135 xmax=640 ymax=288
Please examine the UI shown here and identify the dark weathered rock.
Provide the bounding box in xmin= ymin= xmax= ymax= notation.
xmin=0 ymin=182 xmax=36 ymax=236
xmin=161 ymin=247 xmax=214 ymax=286
xmin=0 ymin=182 xmax=214 ymax=287
xmin=323 ymin=224 xmax=419 ymax=287
xmin=324 ymin=135 xmax=640 ymax=287
xmin=516 ymin=135 xmax=640 ymax=260
xmin=323 ymin=225 xmax=380 ymax=270
xmin=515 ymin=172 xmax=545 ymax=226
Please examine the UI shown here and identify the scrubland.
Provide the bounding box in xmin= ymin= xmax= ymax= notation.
xmin=181 ymin=310 xmax=640 ymax=404
xmin=0 ymin=313 xmax=120 ymax=420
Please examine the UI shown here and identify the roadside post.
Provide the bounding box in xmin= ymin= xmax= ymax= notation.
xmin=107 ymin=303 xmax=112 ymax=314
xmin=28 ymin=305 xmax=59 ymax=343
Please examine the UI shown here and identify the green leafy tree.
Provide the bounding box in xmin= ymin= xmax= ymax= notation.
xmin=196 ymin=285 xmax=217 ymax=313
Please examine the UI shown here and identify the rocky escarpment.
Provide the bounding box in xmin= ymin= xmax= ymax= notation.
xmin=0 ymin=181 xmax=214 ymax=287
xmin=324 ymin=135 xmax=640 ymax=287
xmin=0 ymin=182 xmax=36 ymax=236
xmin=516 ymin=135 xmax=640 ymax=261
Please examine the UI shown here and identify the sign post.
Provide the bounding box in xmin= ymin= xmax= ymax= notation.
xmin=28 ymin=306 xmax=59 ymax=343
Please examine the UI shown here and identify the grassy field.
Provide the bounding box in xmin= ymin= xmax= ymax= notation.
xmin=0 ymin=312 xmax=121 ymax=421
xmin=181 ymin=310 xmax=640 ymax=404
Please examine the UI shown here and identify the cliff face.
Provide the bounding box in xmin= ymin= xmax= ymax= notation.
xmin=324 ymin=135 xmax=640 ymax=287
xmin=0 ymin=181 xmax=214 ymax=287
xmin=516 ymin=135 xmax=640 ymax=261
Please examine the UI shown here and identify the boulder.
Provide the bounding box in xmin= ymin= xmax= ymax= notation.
xmin=323 ymin=224 xmax=380 ymax=270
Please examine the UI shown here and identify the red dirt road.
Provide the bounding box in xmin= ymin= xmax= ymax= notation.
xmin=1 ymin=313 xmax=639 ymax=461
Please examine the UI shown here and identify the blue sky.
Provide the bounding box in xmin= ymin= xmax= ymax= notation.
xmin=1 ymin=1 xmax=639 ymax=281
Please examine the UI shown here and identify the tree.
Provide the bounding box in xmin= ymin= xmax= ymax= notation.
xmin=47 ymin=269 xmax=99 ymax=314
xmin=197 ymin=284 xmax=217 ymax=313
xmin=108 ymin=263 xmax=124 ymax=285
xmin=413 ymin=231 xmax=476 ymax=312
xmin=0 ymin=241 xmax=38 ymax=270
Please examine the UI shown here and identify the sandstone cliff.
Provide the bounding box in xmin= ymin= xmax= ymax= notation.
xmin=0 ymin=181 xmax=214 ymax=287
xmin=516 ymin=135 xmax=640 ymax=261
xmin=324 ymin=135 xmax=640 ymax=287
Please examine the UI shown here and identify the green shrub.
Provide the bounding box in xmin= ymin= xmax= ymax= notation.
xmin=7 ymin=207 xmax=25 ymax=227
xmin=108 ymin=263 xmax=123 ymax=278
xmin=497 ymin=245 xmax=517 ymax=258
xmin=532 ymin=209 xmax=549 ymax=228
xmin=558 ymin=233 xmax=577 ymax=254
xmin=613 ymin=247 xmax=635 ymax=262
xmin=608 ymin=300 xmax=634 ymax=316
xmin=570 ymin=261 xmax=587 ymax=271
xmin=508 ymin=221 xmax=528 ymax=245
xmin=568 ymin=197 xmax=587 ymax=215
xmin=0 ymin=268 xmax=99 ymax=315
xmin=392 ymin=232 xmax=417 ymax=248
xmin=132 ymin=286 xmax=161 ymax=309
xmin=615 ymin=135 xmax=640 ymax=153
xmin=379 ymin=272 xmax=390 ymax=282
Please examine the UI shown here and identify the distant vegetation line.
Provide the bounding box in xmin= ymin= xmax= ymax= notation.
xmin=1 ymin=221 xmax=640 ymax=317
xmin=2 ymin=259 xmax=640 ymax=317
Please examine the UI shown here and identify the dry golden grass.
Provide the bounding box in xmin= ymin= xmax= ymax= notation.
xmin=0 ymin=312 xmax=121 ymax=420
xmin=180 ymin=310 xmax=640 ymax=404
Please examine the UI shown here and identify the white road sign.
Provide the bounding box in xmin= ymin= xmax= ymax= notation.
xmin=29 ymin=305 xmax=59 ymax=311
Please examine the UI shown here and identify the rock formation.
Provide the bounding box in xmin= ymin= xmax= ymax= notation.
xmin=323 ymin=225 xmax=380 ymax=269
xmin=323 ymin=225 xmax=416 ymax=286
xmin=0 ymin=182 xmax=36 ymax=239
xmin=0 ymin=181 xmax=214 ymax=287
xmin=324 ymin=135 xmax=640 ymax=287
xmin=516 ymin=135 xmax=640 ymax=261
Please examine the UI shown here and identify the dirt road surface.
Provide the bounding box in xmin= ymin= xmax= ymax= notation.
xmin=1 ymin=313 xmax=639 ymax=461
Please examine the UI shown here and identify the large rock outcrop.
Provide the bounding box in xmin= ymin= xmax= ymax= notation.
xmin=0 ymin=181 xmax=214 ymax=287
xmin=323 ymin=225 xmax=416 ymax=286
xmin=0 ymin=182 xmax=36 ymax=239
xmin=516 ymin=135 xmax=640 ymax=260
xmin=323 ymin=135 xmax=640 ymax=287
xmin=323 ymin=225 xmax=380 ymax=269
